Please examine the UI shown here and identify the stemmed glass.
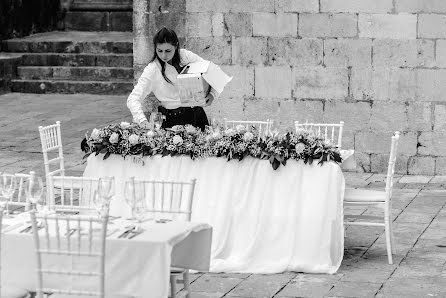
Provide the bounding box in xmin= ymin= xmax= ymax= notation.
xmin=124 ymin=179 xmax=147 ymax=224
xmin=0 ymin=174 xmax=17 ymax=217
xmin=151 ymin=112 xmax=165 ymax=130
xmin=98 ymin=177 xmax=115 ymax=205
xmin=24 ymin=174 xmax=44 ymax=212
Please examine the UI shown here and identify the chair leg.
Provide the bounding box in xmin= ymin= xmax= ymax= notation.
xmin=183 ymin=270 xmax=190 ymax=298
xmin=384 ymin=216 xmax=393 ymax=265
xmin=170 ymin=274 xmax=177 ymax=298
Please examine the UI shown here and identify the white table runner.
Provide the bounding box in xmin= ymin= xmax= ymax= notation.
xmin=84 ymin=154 xmax=345 ymax=274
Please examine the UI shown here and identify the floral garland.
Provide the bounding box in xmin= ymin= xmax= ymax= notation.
xmin=80 ymin=122 xmax=342 ymax=170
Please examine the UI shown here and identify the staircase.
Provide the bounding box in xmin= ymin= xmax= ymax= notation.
xmin=0 ymin=31 xmax=134 ymax=95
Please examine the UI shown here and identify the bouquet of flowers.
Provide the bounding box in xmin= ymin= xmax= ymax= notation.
xmin=81 ymin=122 xmax=342 ymax=170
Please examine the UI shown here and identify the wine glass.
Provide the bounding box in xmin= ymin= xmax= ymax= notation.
xmin=98 ymin=177 xmax=115 ymax=205
xmin=24 ymin=175 xmax=44 ymax=212
xmin=124 ymin=179 xmax=147 ymax=223
xmin=152 ymin=112 xmax=165 ymax=130
xmin=92 ymin=190 xmax=107 ymax=218
xmin=0 ymin=174 xmax=16 ymax=217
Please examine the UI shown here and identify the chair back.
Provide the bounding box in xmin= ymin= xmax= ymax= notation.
xmin=0 ymin=172 xmax=32 ymax=210
xmin=385 ymin=131 xmax=400 ymax=201
xmin=295 ymin=121 xmax=344 ymax=149
xmin=0 ymin=205 xmax=4 ymax=297
xmin=38 ymin=121 xmax=65 ymax=179
xmin=223 ymin=119 xmax=274 ymax=140
xmin=31 ymin=209 xmax=109 ymax=298
xmin=132 ymin=178 xmax=196 ymax=221
xmin=48 ymin=175 xmax=99 ymax=213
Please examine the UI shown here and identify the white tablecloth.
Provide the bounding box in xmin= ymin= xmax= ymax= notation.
xmin=83 ymin=154 xmax=345 ymax=274
xmin=2 ymin=215 xmax=212 ymax=298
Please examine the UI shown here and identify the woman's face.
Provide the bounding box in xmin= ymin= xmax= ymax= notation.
xmin=156 ymin=43 xmax=176 ymax=64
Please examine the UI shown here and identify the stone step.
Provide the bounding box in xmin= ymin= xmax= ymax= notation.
xmin=17 ymin=53 xmax=133 ymax=67
xmin=2 ymin=40 xmax=132 ymax=54
xmin=65 ymin=11 xmax=132 ymax=32
xmin=11 ymin=79 xmax=133 ymax=95
xmin=17 ymin=66 xmax=133 ymax=81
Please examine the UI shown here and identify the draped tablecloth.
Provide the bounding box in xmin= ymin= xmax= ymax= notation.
xmin=84 ymin=154 xmax=345 ymax=274
xmin=2 ymin=216 xmax=212 ymax=298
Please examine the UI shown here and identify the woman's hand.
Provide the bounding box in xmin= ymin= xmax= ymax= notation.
xmin=139 ymin=120 xmax=153 ymax=129
xmin=204 ymin=93 xmax=214 ymax=107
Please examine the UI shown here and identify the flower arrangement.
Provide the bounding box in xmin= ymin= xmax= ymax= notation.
xmin=81 ymin=122 xmax=342 ymax=170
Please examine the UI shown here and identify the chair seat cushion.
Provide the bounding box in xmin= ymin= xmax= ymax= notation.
xmin=2 ymin=286 xmax=30 ymax=298
xmin=344 ymin=188 xmax=387 ymax=202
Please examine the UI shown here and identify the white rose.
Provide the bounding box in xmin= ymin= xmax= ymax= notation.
xmin=171 ymin=125 xmax=182 ymax=132
xmin=295 ymin=143 xmax=306 ymax=154
xmin=212 ymin=131 xmax=222 ymax=139
xmin=128 ymin=134 xmax=140 ymax=145
xmin=172 ymin=135 xmax=183 ymax=145
xmin=146 ymin=130 xmax=155 ymax=137
xmin=109 ymin=132 xmax=119 ymax=144
xmin=185 ymin=125 xmax=196 ymax=134
xmin=243 ymin=131 xmax=254 ymax=141
xmin=235 ymin=124 xmax=246 ymax=133
xmin=205 ymin=135 xmax=213 ymax=142
xmin=225 ymin=128 xmax=236 ymax=136
xmin=90 ymin=128 xmax=101 ymax=140
xmin=120 ymin=121 xmax=131 ymax=129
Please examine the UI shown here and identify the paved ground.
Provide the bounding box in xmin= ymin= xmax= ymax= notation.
xmin=1 ymin=93 xmax=445 ymax=297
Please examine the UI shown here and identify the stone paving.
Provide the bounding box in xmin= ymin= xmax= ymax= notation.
xmin=1 ymin=93 xmax=446 ymax=297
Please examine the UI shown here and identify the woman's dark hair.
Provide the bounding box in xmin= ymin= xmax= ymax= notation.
xmin=150 ymin=27 xmax=181 ymax=84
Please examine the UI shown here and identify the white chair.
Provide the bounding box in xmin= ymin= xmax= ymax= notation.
xmin=0 ymin=173 xmax=32 ymax=213
xmin=295 ymin=121 xmax=344 ymax=149
xmin=344 ymin=131 xmax=400 ymax=264
xmin=47 ymin=175 xmax=99 ymax=214
xmin=223 ymin=118 xmax=274 ymax=139
xmin=0 ymin=205 xmax=31 ymax=298
xmin=131 ymin=178 xmax=196 ymax=298
xmin=38 ymin=121 xmax=65 ymax=179
xmin=30 ymin=208 xmax=110 ymax=298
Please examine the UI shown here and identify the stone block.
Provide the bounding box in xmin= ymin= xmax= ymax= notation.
xmin=255 ymin=66 xmax=292 ymax=98
xmin=396 ymin=0 xmax=446 ymax=13
xmin=292 ymin=66 xmax=348 ymax=100
xmin=324 ymin=38 xmax=372 ymax=67
xmin=434 ymin=157 xmax=446 ymax=175
xmin=321 ymin=0 xmax=392 ymax=13
xmin=65 ymin=11 xmax=107 ymax=31
xmin=228 ymin=0 xmax=275 ymax=12
xmin=324 ymin=101 xmax=371 ymax=133
xmin=253 ymin=13 xmax=298 ymax=37
xmin=407 ymin=102 xmax=432 ymax=131
xmin=243 ymin=97 xmax=281 ymax=122
xmin=205 ymin=96 xmax=244 ymax=122
xmin=109 ymin=12 xmax=132 ymax=32
xmin=351 ymin=67 xmax=417 ymax=102
xmin=371 ymin=153 xmax=408 ymax=174
xmin=416 ymin=69 xmax=446 ymax=102
xmin=186 ymin=13 xmax=212 ymax=37
xmin=418 ymin=14 xmax=446 ymax=38
xmin=418 ymin=131 xmax=446 ymax=156
xmin=275 ymin=0 xmax=318 ymax=12
xmin=268 ymin=38 xmax=322 ymax=66
xmin=370 ymin=102 xmax=408 ymax=132
xmin=186 ymin=0 xmax=232 ymax=12
xmin=434 ymin=104 xmax=446 ymax=131
xmin=354 ymin=152 xmax=371 ymax=172
xmin=211 ymin=13 xmax=224 ymax=36
xmin=186 ymin=37 xmax=232 ymax=64
xmin=220 ymin=65 xmax=254 ymax=97
xmin=358 ymin=14 xmax=417 ymax=39
xmin=277 ymin=99 xmax=324 ymax=131
xmin=435 ymin=40 xmax=446 ymax=67
xmin=223 ymin=13 xmax=252 ymax=37
xmin=355 ymin=131 xmax=417 ymax=155
xmin=373 ymin=39 xmax=435 ymax=67
xmin=232 ymin=37 xmax=267 ymax=65
xmin=408 ymin=156 xmax=436 ymax=175
xmin=299 ymin=13 xmax=357 ymax=38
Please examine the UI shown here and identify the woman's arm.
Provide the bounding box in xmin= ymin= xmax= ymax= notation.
xmin=127 ymin=64 xmax=156 ymax=124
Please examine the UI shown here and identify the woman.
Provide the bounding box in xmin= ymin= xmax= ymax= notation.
xmin=127 ymin=27 xmax=219 ymax=130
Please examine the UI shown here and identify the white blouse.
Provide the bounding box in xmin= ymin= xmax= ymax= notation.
xmin=127 ymin=49 xmax=219 ymax=124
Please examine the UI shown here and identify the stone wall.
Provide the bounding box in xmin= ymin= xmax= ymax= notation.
xmin=133 ymin=0 xmax=446 ymax=174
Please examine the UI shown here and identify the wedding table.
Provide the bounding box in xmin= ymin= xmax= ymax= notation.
xmin=1 ymin=215 xmax=212 ymax=298
xmin=83 ymin=152 xmax=347 ymax=274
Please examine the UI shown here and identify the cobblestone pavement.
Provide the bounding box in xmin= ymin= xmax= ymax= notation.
xmin=1 ymin=93 xmax=445 ymax=298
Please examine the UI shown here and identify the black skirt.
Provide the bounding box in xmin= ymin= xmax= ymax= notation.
xmin=158 ymin=106 xmax=209 ymax=131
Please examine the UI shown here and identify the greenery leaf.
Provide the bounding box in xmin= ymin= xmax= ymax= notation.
xmin=103 ymin=151 xmax=111 ymax=160
xmin=82 ymin=152 xmax=91 ymax=160
xmin=271 ymin=158 xmax=280 ymax=170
